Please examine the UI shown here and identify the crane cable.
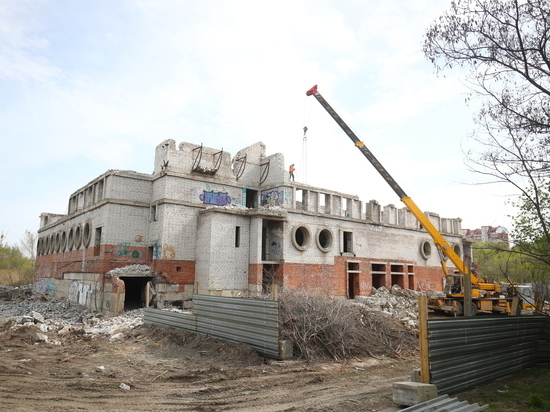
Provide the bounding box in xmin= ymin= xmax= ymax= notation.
xmin=300 ymin=96 xmax=313 ymax=183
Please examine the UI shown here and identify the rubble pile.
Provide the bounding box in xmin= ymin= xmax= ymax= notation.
xmin=106 ymin=264 xmax=152 ymax=276
xmin=0 ymin=294 xmax=143 ymax=345
xmin=355 ymin=285 xmax=422 ymax=331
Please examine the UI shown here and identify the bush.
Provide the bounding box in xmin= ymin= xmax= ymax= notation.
xmin=279 ymin=292 xmax=418 ymax=361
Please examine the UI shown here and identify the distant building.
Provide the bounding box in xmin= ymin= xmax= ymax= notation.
xmin=463 ymin=226 xmax=509 ymax=244
xmin=34 ymin=140 xmax=469 ymax=315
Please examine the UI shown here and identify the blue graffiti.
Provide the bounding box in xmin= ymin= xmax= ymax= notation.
xmin=152 ymin=243 xmax=162 ymax=259
xmin=200 ymin=190 xmax=232 ymax=206
xmin=261 ymin=190 xmax=284 ymax=207
xmin=35 ymin=278 xmax=57 ymax=297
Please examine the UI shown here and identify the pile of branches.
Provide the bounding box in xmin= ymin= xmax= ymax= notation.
xmin=279 ymin=292 xmax=418 ymax=361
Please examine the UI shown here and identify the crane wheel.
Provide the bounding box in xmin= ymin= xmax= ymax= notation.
xmin=468 ymin=302 xmax=478 ymax=316
xmin=451 ymin=300 xmax=463 ymax=316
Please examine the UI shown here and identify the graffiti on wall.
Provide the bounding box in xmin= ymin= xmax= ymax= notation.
xmin=162 ymin=243 xmax=176 ymax=260
xmin=68 ymin=281 xmax=93 ymax=306
xmin=150 ymin=242 xmax=175 ymax=259
xmin=116 ymin=243 xmax=140 ymax=258
xmin=199 ymin=190 xmax=232 ymax=206
xmin=270 ymin=241 xmax=282 ymax=258
xmin=35 ymin=278 xmax=56 ymax=297
xmin=152 ymin=242 xmax=162 ymax=259
xmin=261 ymin=189 xmax=284 ymax=207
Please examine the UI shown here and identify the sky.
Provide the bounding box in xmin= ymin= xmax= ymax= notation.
xmin=0 ymin=0 xmax=517 ymax=249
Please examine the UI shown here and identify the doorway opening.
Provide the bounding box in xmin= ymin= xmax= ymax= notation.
xmin=347 ymin=261 xmax=360 ymax=299
xmin=119 ymin=276 xmax=154 ymax=310
xmin=262 ymin=264 xmax=280 ymax=294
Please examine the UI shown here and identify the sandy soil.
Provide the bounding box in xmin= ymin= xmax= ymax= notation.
xmin=0 ymin=323 xmax=417 ymax=411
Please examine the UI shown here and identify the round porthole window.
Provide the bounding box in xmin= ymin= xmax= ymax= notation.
xmin=60 ymin=231 xmax=67 ymax=252
xmin=83 ymin=222 xmax=92 ymax=248
xmin=49 ymin=234 xmax=55 ymax=254
xmin=55 ymin=232 xmax=61 ymax=253
xmin=316 ymin=228 xmax=333 ymax=252
xmin=420 ymin=240 xmax=432 ymax=260
xmin=67 ymin=228 xmax=74 ymax=251
xmin=291 ymin=225 xmax=311 ymax=251
xmin=74 ymin=225 xmax=82 ymax=249
xmin=453 ymin=244 xmax=461 ymax=257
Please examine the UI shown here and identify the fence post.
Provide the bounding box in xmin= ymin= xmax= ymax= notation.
xmin=419 ymin=294 xmax=430 ymax=384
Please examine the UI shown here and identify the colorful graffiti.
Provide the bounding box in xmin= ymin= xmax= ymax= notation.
xmin=35 ymin=278 xmax=56 ymax=297
xmin=199 ymin=190 xmax=232 ymax=206
xmin=162 ymin=243 xmax=176 ymax=260
xmin=116 ymin=243 xmax=140 ymax=258
xmin=68 ymin=281 xmax=93 ymax=306
xmin=152 ymin=242 xmax=162 ymax=259
xmin=261 ymin=189 xmax=284 ymax=207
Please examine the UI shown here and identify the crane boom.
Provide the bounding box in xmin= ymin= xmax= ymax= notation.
xmin=306 ymin=84 xmax=474 ymax=281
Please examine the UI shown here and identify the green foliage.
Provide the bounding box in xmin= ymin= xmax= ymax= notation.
xmin=459 ymin=364 xmax=550 ymax=411
xmin=510 ymin=181 xmax=550 ymax=269
xmin=0 ymin=237 xmax=34 ymax=286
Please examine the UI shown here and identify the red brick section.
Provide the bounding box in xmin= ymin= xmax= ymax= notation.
xmin=248 ymin=264 xmax=263 ymax=286
xmin=276 ymin=257 xmax=446 ymax=297
xmin=153 ymin=260 xmax=195 ymax=284
xmin=34 ymin=244 xmax=195 ymax=287
xmin=35 ymin=246 xmax=447 ymax=295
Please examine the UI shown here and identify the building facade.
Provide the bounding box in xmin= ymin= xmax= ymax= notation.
xmin=463 ymin=226 xmax=509 ymax=244
xmin=34 ymin=140 xmax=469 ymax=315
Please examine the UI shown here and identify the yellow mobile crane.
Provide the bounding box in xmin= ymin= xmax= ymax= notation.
xmin=306 ymin=85 xmax=521 ymax=316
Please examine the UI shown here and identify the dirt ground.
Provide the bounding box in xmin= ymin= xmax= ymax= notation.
xmin=0 ymin=322 xmax=417 ymax=411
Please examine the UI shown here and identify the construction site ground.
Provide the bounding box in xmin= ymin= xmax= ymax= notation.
xmin=0 ymin=294 xmax=417 ymax=412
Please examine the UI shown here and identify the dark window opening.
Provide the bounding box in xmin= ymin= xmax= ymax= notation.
xmin=246 ymin=189 xmax=258 ymax=208
xmin=371 ymin=262 xmax=386 ymax=289
xmin=343 ymin=231 xmax=353 ymax=253
xmin=391 ymin=274 xmax=405 ymax=288
xmin=235 ymin=226 xmax=241 ymax=247
xmin=391 ymin=264 xmax=404 ymax=273
xmin=372 ymin=274 xmax=385 ymax=289
xmin=176 ymin=266 xmax=182 ymax=272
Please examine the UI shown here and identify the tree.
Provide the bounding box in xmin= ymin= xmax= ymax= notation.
xmin=19 ymin=230 xmax=37 ymax=260
xmin=0 ymin=241 xmax=34 ymax=286
xmin=424 ymin=0 xmax=550 ymax=270
xmin=473 ymin=241 xmax=545 ymax=283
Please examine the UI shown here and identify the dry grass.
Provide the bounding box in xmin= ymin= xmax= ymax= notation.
xmin=0 ymin=269 xmax=33 ymax=286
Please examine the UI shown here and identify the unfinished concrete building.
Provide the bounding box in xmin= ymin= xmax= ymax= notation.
xmin=34 ymin=140 xmax=469 ymax=315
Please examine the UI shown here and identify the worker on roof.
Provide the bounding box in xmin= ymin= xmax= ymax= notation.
xmin=289 ymin=164 xmax=295 ymax=181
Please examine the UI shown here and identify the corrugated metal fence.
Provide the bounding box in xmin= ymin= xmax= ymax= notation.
xmin=427 ymin=314 xmax=549 ymax=395
xmin=143 ymin=294 xmax=280 ymax=358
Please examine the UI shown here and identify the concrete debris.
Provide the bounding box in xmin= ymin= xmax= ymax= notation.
xmin=0 ymin=293 xmax=143 ymax=344
xmin=355 ymin=285 xmax=422 ymax=331
xmin=106 ymin=264 xmax=152 ymax=277
xmin=0 ymin=285 xmax=33 ymax=301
